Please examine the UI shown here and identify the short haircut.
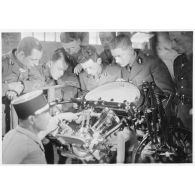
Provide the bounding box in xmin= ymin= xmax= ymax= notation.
xmin=110 ymin=34 xmax=132 ymax=50
xmin=17 ymin=37 xmax=42 ymax=57
xmin=77 ymin=46 xmax=98 ymax=64
xmin=51 ymin=47 xmax=76 ymax=67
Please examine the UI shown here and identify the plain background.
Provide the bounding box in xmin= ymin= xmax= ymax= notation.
xmin=0 ymin=1 xmax=194 ymax=195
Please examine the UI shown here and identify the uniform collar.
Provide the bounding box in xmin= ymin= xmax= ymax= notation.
xmin=9 ymin=49 xmax=27 ymax=70
xmin=126 ymin=52 xmax=138 ymax=71
xmin=15 ymin=125 xmax=44 ymax=151
xmin=129 ymin=52 xmax=137 ymax=67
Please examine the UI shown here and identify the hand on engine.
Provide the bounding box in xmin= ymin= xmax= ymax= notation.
xmin=38 ymin=112 xmax=80 ymax=140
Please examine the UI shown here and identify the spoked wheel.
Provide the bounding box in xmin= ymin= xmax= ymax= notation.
xmin=132 ymin=127 xmax=192 ymax=163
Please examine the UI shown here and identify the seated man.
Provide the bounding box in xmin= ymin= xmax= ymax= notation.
xmin=45 ymin=48 xmax=80 ymax=112
xmin=2 ymin=90 xmax=79 ymax=164
xmin=77 ymin=45 xmax=121 ymax=92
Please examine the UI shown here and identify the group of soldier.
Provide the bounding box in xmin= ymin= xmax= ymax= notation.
xmin=2 ymin=31 xmax=193 ymax=164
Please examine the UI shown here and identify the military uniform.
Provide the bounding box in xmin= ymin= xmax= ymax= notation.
xmin=121 ymin=51 xmax=175 ymax=94
xmin=2 ymin=125 xmax=46 ymax=164
xmin=79 ymin=64 xmax=121 ymax=92
xmin=173 ymin=54 xmax=192 ymax=130
xmin=67 ymin=46 xmax=86 ymax=70
xmin=2 ymin=49 xmax=47 ymax=95
xmin=56 ymin=67 xmax=80 ymax=111
xmin=99 ymin=49 xmax=114 ymax=66
xmin=2 ymin=49 xmax=48 ymax=135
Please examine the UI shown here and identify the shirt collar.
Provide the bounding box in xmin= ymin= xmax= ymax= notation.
xmin=9 ymin=49 xmax=27 ymax=70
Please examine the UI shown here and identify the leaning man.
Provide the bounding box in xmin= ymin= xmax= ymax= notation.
xmin=2 ymin=90 xmax=78 ymax=164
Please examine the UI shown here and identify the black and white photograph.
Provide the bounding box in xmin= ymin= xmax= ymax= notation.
xmin=1 ymin=31 xmax=193 ymax=164
xmin=0 ymin=1 xmax=195 ymax=195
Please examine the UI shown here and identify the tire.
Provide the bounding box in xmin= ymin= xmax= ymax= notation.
xmin=132 ymin=127 xmax=192 ymax=163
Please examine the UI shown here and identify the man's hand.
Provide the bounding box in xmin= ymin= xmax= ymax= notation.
xmin=6 ymin=91 xmax=17 ymax=100
xmin=74 ymin=64 xmax=83 ymax=75
xmin=8 ymin=82 xmax=24 ymax=95
xmin=38 ymin=112 xmax=81 ymax=140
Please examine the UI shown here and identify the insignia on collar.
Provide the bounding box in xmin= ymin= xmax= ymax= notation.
xmin=137 ymin=57 xmax=143 ymax=64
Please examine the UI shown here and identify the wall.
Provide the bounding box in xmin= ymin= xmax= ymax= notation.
xmin=2 ymin=33 xmax=21 ymax=54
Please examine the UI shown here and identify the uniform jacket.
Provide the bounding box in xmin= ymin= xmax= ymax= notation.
xmin=100 ymin=49 xmax=114 ymax=66
xmin=79 ymin=64 xmax=121 ymax=92
xmin=173 ymin=54 xmax=192 ymax=98
xmin=2 ymin=49 xmax=47 ymax=96
xmin=57 ymin=69 xmax=80 ymax=96
xmin=2 ymin=125 xmax=46 ymax=164
xmin=121 ymin=51 xmax=175 ymax=93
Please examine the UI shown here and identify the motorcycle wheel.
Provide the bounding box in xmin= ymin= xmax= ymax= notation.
xmin=132 ymin=127 xmax=192 ymax=163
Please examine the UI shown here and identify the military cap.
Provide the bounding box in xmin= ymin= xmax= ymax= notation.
xmin=11 ymin=90 xmax=49 ymax=120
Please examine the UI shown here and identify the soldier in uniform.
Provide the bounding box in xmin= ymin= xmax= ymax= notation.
xmin=169 ymin=31 xmax=193 ymax=131
xmin=76 ymin=46 xmax=132 ymax=163
xmin=2 ymin=37 xmax=46 ymax=135
xmin=77 ymin=45 xmax=121 ymax=92
xmin=47 ymin=47 xmax=81 ymax=111
xmin=2 ymin=90 xmax=79 ymax=164
xmin=110 ymin=34 xmax=175 ymax=94
xmin=74 ymin=32 xmax=116 ymax=75
xmin=60 ymin=32 xmax=87 ymax=71
xmin=99 ymin=32 xmax=116 ymax=66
